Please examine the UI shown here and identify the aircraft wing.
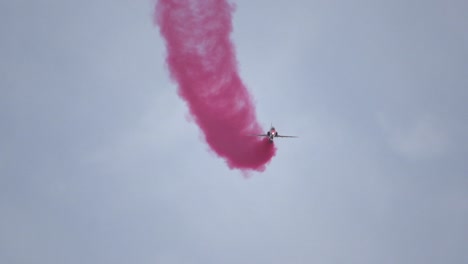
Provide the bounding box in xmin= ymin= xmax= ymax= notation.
xmin=276 ymin=135 xmax=298 ymax=138
xmin=251 ymin=134 xmax=268 ymax=137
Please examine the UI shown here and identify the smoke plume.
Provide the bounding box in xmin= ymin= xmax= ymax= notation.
xmin=155 ymin=0 xmax=276 ymax=172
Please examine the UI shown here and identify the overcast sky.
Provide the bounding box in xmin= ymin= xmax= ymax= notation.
xmin=1 ymin=0 xmax=467 ymax=263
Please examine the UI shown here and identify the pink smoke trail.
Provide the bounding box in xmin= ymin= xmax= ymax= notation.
xmin=154 ymin=0 xmax=276 ymax=172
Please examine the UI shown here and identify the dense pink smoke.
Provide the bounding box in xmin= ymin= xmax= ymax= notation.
xmin=154 ymin=0 xmax=276 ymax=172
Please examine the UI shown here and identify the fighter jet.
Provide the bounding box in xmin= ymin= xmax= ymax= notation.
xmin=253 ymin=125 xmax=297 ymax=142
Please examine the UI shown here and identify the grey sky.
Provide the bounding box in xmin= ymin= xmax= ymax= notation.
xmin=1 ymin=0 xmax=467 ymax=263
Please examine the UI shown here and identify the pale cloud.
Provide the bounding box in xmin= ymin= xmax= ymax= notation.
xmin=378 ymin=114 xmax=450 ymax=160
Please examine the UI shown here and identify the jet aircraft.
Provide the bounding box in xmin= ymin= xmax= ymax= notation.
xmin=253 ymin=125 xmax=297 ymax=142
